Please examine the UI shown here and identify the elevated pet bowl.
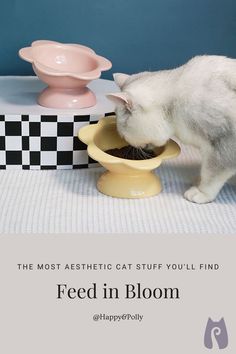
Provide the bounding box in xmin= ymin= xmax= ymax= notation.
xmin=78 ymin=116 xmax=181 ymax=198
xmin=19 ymin=40 xmax=112 ymax=109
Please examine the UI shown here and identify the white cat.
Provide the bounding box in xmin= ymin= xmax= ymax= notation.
xmin=107 ymin=55 xmax=236 ymax=203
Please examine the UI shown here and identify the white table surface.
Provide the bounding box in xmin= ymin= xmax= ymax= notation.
xmin=0 ymin=143 xmax=235 ymax=234
xmin=0 ymin=76 xmax=117 ymax=115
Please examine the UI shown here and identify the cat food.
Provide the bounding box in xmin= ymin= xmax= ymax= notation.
xmin=105 ymin=145 xmax=156 ymax=160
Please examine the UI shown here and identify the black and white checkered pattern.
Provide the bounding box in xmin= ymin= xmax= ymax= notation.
xmin=0 ymin=112 xmax=114 ymax=170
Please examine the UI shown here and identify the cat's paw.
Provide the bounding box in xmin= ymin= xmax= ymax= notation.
xmin=184 ymin=187 xmax=214 ymax=204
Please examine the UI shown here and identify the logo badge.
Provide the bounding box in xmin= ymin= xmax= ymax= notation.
xmin=204 ymin=317 xmax=228 ymax=349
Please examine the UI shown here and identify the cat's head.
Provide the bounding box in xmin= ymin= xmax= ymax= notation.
xmin=107 ymin=73 xmax=173 ymax=148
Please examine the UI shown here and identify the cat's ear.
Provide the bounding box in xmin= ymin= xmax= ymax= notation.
xmin=113 ymin=73 xmax=130 ymax=88
xmin=106 ymin=92 xmax=133 ymax=112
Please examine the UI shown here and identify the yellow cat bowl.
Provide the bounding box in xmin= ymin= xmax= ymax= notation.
xmin=78 ymin=116 xmax=180 ymax=198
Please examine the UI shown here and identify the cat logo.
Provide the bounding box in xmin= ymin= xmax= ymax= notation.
xmin=204 ymin=317 xmax=228 ymax=349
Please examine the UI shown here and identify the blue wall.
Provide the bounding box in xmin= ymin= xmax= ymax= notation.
xmin=1 ymin=0 xmax=236 ymax=78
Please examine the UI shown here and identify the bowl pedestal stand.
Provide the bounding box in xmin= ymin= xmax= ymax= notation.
xmin=38 ymin=86 xmax=96 ymax=109
xmin=97 ymin=170 xmax=162 ymax=199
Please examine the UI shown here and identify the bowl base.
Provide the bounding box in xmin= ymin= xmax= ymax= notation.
xmin=38 ymin=87 xmax=96 ymax=109
xmin=97 ymin=171 xmax=162 ymax=198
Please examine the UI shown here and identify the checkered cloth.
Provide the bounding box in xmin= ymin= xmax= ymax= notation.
xmin=0 ymin=114 xmax=112 ymax=170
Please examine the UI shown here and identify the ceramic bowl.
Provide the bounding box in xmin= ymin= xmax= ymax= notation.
xmin=19 ymin=40 xmax=112 ymax=109
xmin=78 ymin=116 xmax=181 ymax=198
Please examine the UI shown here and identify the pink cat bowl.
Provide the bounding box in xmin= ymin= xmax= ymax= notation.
xmin=19 ymin=40 xmax=112 ymax=109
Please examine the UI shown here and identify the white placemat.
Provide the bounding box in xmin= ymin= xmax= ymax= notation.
xmin=0 ymin=144 xmax=235 ymax=234
xmin=0 ymin=76 xmax=116 ymax=115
